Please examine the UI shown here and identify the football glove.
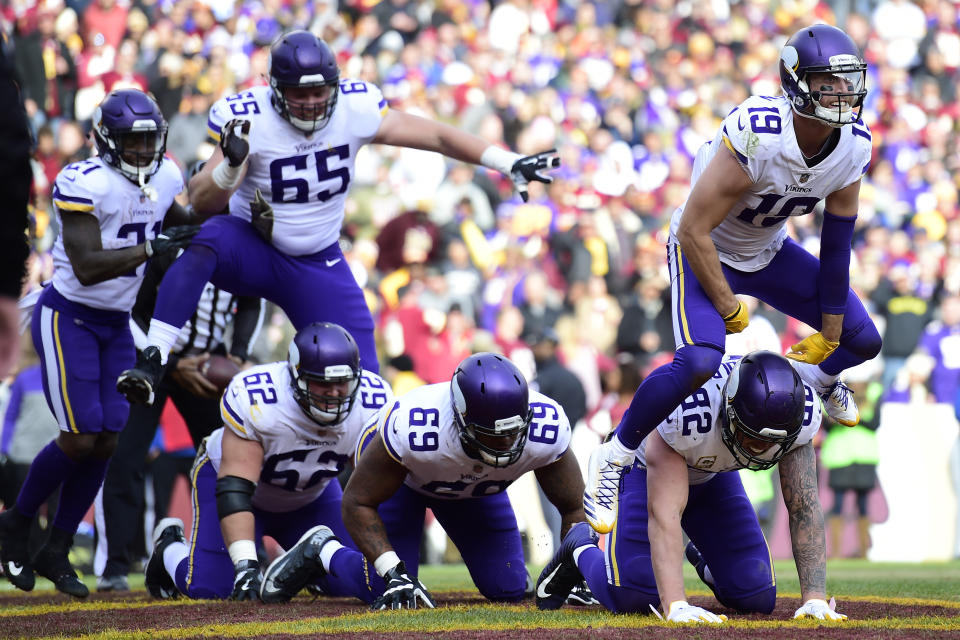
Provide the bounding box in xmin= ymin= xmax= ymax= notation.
xmin=721 ymin=300 xmax=749 ymax=335
xmin=664 ymin=600 xmax=727 ymax=624
xmin=220 ymin=119 xmax=251 ymax=167
xmin=510 ymin=149 xmax=560 ymax=202
xmin=230 ymin=559 xmax=262 ymax=601
xmin=786 ymin=332 xmax=839 ymax=365
xmin=146 ymin=225 xmax=201 ymax=257
xmin=794 ymin=598 xmax=847 ymax=621
xmin=371 ymin=562 xmax=436 ymax=610
xmin=249 ymin=188 xmax=274 ymax=243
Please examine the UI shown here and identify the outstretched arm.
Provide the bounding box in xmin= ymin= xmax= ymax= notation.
xmin=534 ymin=449 xmax=586 ymax=538
xmin=778 ymin=442 xmax=827 ymax=601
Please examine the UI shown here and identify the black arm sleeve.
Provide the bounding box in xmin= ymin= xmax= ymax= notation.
xmin=229 ymin=297 xmax=264 ymax=362
xmin=215 ymin=475 xmax=256 ymax=520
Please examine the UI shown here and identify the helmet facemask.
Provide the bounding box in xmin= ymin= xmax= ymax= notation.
xmin=454 ymin=407 xmax=532 ymax=468
xmin=271 ymin=76 xmax=339 ymax=134
xmin=781 ymin=47 xmax=867 ymax=128
xmin=93 ymin=113 xmax=168 ymax=193
xmin=291 ymin=363 xmax=360 ymax=427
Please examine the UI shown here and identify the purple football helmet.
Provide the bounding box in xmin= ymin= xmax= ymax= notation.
xmin=779 ymin=24 xmax=867 ymax=127
xmin=721 ymin=351 xmax=806 ymax=470
xmin=451 ymin=353 xmax=532 ymax=468
xmin=287 ymin=322 xmax=361 ymax=427
xmin=269 ymin=30 xmax=340 ymax=133
xmin=92 ymin=89 xmax=168 ymax=185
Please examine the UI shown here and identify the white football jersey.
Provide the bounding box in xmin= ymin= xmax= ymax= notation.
xmin=207 ymin=82 xmax=387 ymax=256
xmin=636 ymin=354 xmax=822 ymax=485
xmin=206 ymin=361 xmax=393 ymax=512
xmin=50 ymin=157 xmax=183 ymax=311
xmin=669 ymin=95 xmax=872 ymax=271
xmin=374 ymin=383 xmax=571 ymax=499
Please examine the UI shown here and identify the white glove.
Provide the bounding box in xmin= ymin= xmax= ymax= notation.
xmin=794 ymin=598 xmax=847 ymax=621
xmin=665 ymin=600 xmax=727 ymax=624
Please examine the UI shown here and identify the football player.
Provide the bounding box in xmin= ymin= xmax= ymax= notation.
xmin=117 ymin=30 xmax=560 ymax=404
xmin=584 ymin=24 xmax=882 ymax=534
xmin=540 ymin=351 xmax=847 ymax=623
xmin=259 ymin=353 xmax=585 ymax=608
xmin=143 ymin=322 xmax=393 ymax=601
xmin=0 ymin=89 xmax=200 ymax=597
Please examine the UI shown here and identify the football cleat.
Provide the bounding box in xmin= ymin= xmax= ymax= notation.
xmin=145 ymin=517 xmax=185 ymax=599
xmin=33 ymin=543 xmax=89 ymax=598
xmin=96 ymin=574 xmax=130 ymax=592
xmin=0 ymin=509 xmax=35 ymax=591
xmin=260 ymin=525 xmax=338 ymax=604
xmin=535 ymin=522 xmax=598 ymax=610
xmin=116 ymin=346 xmax=164 ymax=405
xmin=684 ymin=541 xmax=718 ymax=599
xmin=566 ymin=580 xmax=599 ymax=606
xmin=583 ymin=439 xmax=634 ymax=534
xmin=820 ymin=380 xmax=859 ymax=427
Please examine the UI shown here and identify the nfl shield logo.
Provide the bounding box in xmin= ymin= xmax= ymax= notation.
xmin=798 ymin=173 xmax=811 ymax=184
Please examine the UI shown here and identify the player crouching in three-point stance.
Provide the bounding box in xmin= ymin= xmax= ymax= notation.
xmin=117 ymin=29 xmax=560 ymax=404
xmin=144 ymin=323 xmax=393 ymax=601
xmin=0 ymin=89 xmax=200 ymax=597
xmin=261 ymin=353 xmax=586 ymax=609
xmin=584 ymin=24 xmax=882 ymax=535
xmin=538 ymin=351 xmax=847 ymax=623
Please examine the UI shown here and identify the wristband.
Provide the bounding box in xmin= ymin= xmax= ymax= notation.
xmin=480 ymin=145 xmax=521 ymax=175
xmin=228 ymin=539 xmax=258 ymax=566
xmin=374 ymin=551 xmax=401 ymax=577
xmin=212 ymin=161 xmax=244 ymax=191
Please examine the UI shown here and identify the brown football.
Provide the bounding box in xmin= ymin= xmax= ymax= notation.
xmin=200 ymin=355 xmax=242 ymax=392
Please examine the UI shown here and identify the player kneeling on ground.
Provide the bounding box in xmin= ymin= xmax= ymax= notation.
xmin=144 ymin=322 xmax=393 ymax=601
xmin=537 ymin=351 xmax=848 ymax=623
xmin=263 ymin=353 xmax=587 ymax=609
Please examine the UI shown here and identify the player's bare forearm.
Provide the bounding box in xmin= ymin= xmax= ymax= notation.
xmin=220 ymin=511 xmax=256 ymax=548
xmin=162 ymin=200 xmax=203 ymax=228
xmin=535 ymin=450 xmax=586 ymax=538
xmin=646 ymin=433 xmax=690 ymax=609
xmin=820 ymin=313 xmax=844 ymax=343
xmin=675 ymin=229 xmax=738 ymax=316
xmin=61 ymin=211 xmax=149 ymax=285
xmin=189 ymin=150 xmax=238 ymax=217
xmin=372 ymin=110 xmax=490 ymax=165
xmin=341 ymin=437 xmax=409 ymax=563
xmin=779 ymin=443 xmax=827 ymax=601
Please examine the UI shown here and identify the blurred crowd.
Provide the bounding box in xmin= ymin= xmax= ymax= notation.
xmin=3 ymin=0 xmax=960 ymax=557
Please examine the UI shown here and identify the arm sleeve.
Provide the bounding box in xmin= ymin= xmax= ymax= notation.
xmin=229 ymin=296 xmax=265 ymax=361
xmin=818 ymin=211 xmax=856 ymax=315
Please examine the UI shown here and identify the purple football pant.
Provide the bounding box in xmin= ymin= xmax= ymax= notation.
xmin=380 ymin=484 xmax=527 ymax=602
xmin=174 ymin=453 xmax=372 ymax=600
xmin=31 ymin=285 xmax=133 ymax=434
xmin=577 ymin=465 xmax=776 ymax=614
xmin=154 ymin=215 xmax=378 ymax=373
xmin=616 ymin=237 xmax=881 ymax=448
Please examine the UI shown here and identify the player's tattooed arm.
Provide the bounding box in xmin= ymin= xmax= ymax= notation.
xmin=534 ymin=449 xmax=586 ymax=538
xmin=779 ymin=442 xmax=828 ymax=601
xmin=61 ymin=211 xmax=153 ymax=285
xmin=341 ymin=436 xmax=409 ymax=562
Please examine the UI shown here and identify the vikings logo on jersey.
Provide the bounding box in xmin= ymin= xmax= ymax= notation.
xmin=206 ymin=81 xmax=388 ymax=257
xmin=207 ymin=361 xmax=393 ymax=511
xmin=50 ymin=156 xmax=183 ymax=312
xmin=668 ymin=94 xmax=872 ymax=272
xmin=636 ymin=354 xmax=822 ymax=485
xmin=373 ymin=383 xmax=571 ymax=500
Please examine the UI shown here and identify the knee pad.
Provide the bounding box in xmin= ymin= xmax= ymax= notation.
xmin=673 ymin=345 xmax=723 ymax=393
xmin=716 ymin=556 xmax=776 ymax=614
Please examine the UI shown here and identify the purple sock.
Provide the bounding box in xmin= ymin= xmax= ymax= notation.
xmin=15 ymin=440 xmax=77 ymax=518
xmin=51 ymin=456 xmax=110 ymax=534
xmin=152 ymin=245 xmax=218 ymax=328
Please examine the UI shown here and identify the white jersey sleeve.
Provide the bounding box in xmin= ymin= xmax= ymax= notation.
xmin=640 ymin=354 xmax=823 ymax=485
xmin=50 ymin=157 xmax=183 ymax=311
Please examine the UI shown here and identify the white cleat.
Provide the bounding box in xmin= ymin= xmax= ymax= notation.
xmin=821 ymin=379 xmax=859 ymax=426
xmin=583 ymin=439 xmax=635 ymax=534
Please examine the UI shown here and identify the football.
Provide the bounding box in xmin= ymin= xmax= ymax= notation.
xmin=200 ymin=355 xmax=242 ymax=392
